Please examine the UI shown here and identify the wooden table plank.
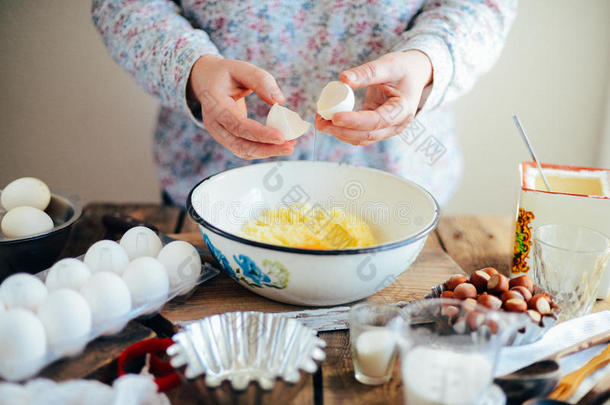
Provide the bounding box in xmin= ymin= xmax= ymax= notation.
xmin=436 ymin=215 xmax=514 ymax=276
xmin=37 ymin=205 xmax=608 ymax=405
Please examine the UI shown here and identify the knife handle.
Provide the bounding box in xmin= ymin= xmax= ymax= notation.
xmin=102 ymin=213 xmax=159 ymax=235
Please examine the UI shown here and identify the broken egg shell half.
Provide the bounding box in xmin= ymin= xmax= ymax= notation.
xmin=316 ymin=81 xmax=355 ymax=120
xmin=266 ymin=104 xmax=311 ymax=141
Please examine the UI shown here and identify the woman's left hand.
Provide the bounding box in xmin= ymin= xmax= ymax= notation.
xmin=315 ymin=50 xmax=432 ymax=146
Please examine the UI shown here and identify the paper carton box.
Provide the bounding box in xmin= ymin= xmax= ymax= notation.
xmin=512 ymin=162 xmax=610 ymax=298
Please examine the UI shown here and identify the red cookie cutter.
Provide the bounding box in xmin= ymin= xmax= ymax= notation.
xmin=118 ymin=338 xmax=182 ymax=392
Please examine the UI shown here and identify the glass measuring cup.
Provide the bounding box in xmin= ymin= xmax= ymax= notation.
xmin=397 ymin=299 xmax=525 ymax=405
xmin=532 ymin=224 xmax=609 ymax=321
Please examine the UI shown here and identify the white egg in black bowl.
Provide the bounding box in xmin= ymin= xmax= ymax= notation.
xmin=0 ymin=188 xmax=82 ymax=281
xmin=187 ymin=161 xmax=440 ymax=306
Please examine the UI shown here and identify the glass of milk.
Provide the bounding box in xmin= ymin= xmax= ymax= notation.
xmin=532 ymin=224 xmax=609 ymax=321
xmin=399 ymin=299 xmax=522 ymax=405
xmin=349 ymin=302 xmax=406 ymax=385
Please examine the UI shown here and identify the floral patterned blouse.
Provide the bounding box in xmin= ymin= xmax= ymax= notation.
xmin=92 ymin=0 xmax=517 ymax=207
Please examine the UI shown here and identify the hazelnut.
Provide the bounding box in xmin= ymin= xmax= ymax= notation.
xmin=487 ymin=274 xmax=509 ymax=295
xmin=461 ymin=298 xmax=478 ymax=312
xmin=540 ymin=293 xmax=559 ymax=309
xmin=485 ymin=319 xmax=500 ymax=334
xmin=441 ymin=305 xmax=460 ymax=321
xmin=482 ymin=267 xmax=499 ymax=277
xmin=470 ymin=270 xmax=491 ymax=293
xmin=526 ymin=309 xmax=542 ymax=324
xmin=477 ymin=293 xmax=502 ymax=310
xmin=454 ymin=283 xmax=478 ymax=300
xmin=446 ymin=274 xmax=468 ymax=290
xmin=528 ymin=294 xmax=552 ymax=315
xmin=466 ymin=311 xmax=485 ymax=330
xmin=510 ymin=286 xmax=532 ymax=301
xmin=509 ymin=275 xmax=534 ymax=292
xmin=504 ymin=298 xmax=527 ymax=312
xmin=501 ymin=290 xmax=524 ymax=303
xmin=441 ymin=291 xmax=455 ymax=299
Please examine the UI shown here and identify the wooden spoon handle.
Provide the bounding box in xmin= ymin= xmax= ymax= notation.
xmin=550 ymin=344 xmax=610 ymax=400
xmin=552 ymin=330 xmax=610 ymax=360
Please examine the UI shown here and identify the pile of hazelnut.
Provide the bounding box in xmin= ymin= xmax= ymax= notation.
xmin=439 ymin=267 xmax=559 ymax=326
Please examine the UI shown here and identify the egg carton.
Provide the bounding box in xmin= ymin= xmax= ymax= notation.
xmin=0 ymin=244 xmax=220 ymax=382
xmin=424 ymin=283 xmax=559 ymax=346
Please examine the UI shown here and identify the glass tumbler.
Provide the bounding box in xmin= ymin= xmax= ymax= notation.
xmin=349 ymin=302 xmax=406 ymax=385
xmin=532 ymin=224 xmax=609 ymax=321
xmin=398 ymin=299 xmax=522 ymax=405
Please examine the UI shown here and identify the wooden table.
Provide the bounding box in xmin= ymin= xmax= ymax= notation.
xmin=42 ymin=204 xmax=609 ymax=404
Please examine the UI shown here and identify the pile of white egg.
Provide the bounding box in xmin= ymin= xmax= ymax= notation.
xmin=0 ymin=226 xmax=201 ymax=382
xmin=0 ymin=177 xmax=54 ymax=239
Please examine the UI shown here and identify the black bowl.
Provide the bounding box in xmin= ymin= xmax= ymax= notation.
xmin=0 ymin=191 xmax=82 ymax=281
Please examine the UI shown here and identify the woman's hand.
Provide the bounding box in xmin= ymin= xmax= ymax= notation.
xmin=188 ymin=55 xmax=296 ymax=160
xmin=315 ymin=50 xmax=432 ymax=146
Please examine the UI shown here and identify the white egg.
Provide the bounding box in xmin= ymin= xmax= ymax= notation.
xmin=0 ymin=383 xmax=30 ymax=404
xmin=0 ymin=309 xmax=47 ymax=381
xmin=0 ymin=273 xmax=48 ymax=311
xmin=266 ymin=103 xmax=311 ymax=141
xmin=1 ymin=177 xmax=51 ymax=211
xmin=122 ymin=257 xmax=169 ymax=314
xmin=0 ymin=206 xmax=54 ymax=239
xmin=317 ymin=81 xmax=355 ymax=120
xmin=83 ymin=240 xmax=129 ymax=275
xmin=37 ymin=289 xmax=92 ymax=356
xmin=119 ymin=226 xmax=163 ymax=260
xmin=157 ymin=241 xmax=201 ymax=295
xmin=80 ymin=272 xmax=131 ymax=335
xmin=45 ymin=258 xmax=92 ymax=291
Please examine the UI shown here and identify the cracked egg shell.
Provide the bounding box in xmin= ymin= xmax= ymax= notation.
xmin=266 ymin=103 xmax=311 ymax=141
xmin=316 ymin=81 xmax=355 ymax=120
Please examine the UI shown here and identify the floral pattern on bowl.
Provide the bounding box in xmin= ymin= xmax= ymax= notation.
xmin=203 ymin=233 xmax=288 ymax=289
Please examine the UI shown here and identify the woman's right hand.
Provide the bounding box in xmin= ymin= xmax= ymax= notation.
xmin=188 ymin=55 xmax=295 ymax=160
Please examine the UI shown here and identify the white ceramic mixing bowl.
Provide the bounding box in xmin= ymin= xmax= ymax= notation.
xmin=187 ymin=161 xmax=439 ymax=306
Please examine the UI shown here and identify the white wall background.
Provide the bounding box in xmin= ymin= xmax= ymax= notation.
xmin=1 ymin=0 xmax=608 ymax=214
